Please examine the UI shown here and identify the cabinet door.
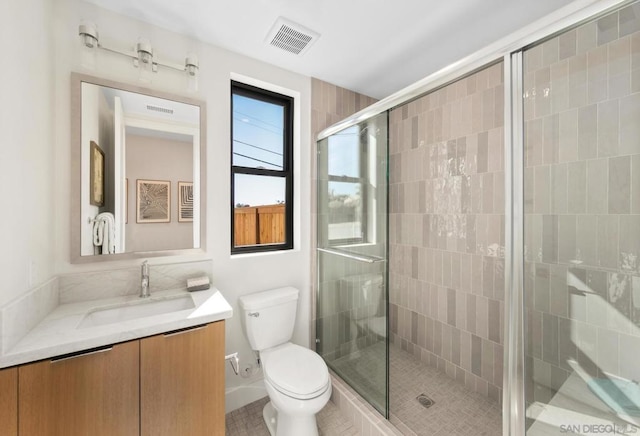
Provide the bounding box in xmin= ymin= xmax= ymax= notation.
xmin=0 ymin=366 xmax=17 ymax=436
xmin=141 ymin=321 xmax=225 ymax=436
xmin=19 ymin=341 xmax=139 ymax=436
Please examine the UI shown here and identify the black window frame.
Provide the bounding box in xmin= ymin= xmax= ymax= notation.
xmin=230 ymin=81 xmax=294 ymax=254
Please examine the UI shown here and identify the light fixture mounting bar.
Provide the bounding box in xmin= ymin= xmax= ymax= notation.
xmin=78 ymin=22 xmax=198 ymax=76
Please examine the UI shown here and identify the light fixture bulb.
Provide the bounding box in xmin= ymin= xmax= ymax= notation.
xmin=82 ymin=34 xmax=97 ymax=48
xmin=136 ymin=38 xmax=154 ymax=83
xmin=78 ymin=22 xmax=98 ymax=70
xmin=78 ymin=23 xmax=99 ymax=47
xmin=185 ymin=54 xmax=199 ymax=92
xmin=185 ymin=54 xmax=199 ymax=75
xmin=136 ymin=39 xmax=153 ymax=64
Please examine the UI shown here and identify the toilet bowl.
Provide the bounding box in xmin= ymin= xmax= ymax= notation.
xmin=239 ymin=287 xmax=331 ymax=436
xmin=261 ymin=343 xmax=331 ymax=436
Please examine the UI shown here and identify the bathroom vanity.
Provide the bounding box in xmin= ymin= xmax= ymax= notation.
xmin=0 ymin=287 xmax=232 ymax=436
xmin=0 ymin=71 xmax=230 ymax=434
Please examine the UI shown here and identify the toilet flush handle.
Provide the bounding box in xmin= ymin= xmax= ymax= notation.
xmin=248 ymin=312 xmax=260 ymax=317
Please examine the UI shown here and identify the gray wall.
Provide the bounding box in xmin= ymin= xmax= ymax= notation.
xmin=389 ymin=62 xmax=506 ymax=402
xmin=125 ymin=134 xmax=193 ymax=252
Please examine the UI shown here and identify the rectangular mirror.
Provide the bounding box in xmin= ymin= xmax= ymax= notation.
xmin=70 ymin=73 xmax=206 ymax=263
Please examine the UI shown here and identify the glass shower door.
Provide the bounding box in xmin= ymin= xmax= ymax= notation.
xmin=522 ymin=3 xmax=640 ymax=434
xmin=316 ymin=112 xmax=389 ymax=416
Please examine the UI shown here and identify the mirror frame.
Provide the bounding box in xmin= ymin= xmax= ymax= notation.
xmin=70 ymin=73 xmax=207 ymax=263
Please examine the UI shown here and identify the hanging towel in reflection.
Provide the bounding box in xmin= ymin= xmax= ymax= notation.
xmin=93 ymin=212 xmax=116 ymax=254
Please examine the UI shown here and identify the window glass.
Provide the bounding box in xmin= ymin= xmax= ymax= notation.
xmin=232 ymin=94 xmax=284 ymax=170
xmin=328 ymin=126 xmax=359 ymax=178
xmin=233 ymin=174 xmax=287 ymax=247
xmin=327 ymin=181 xmax=363 ymax=242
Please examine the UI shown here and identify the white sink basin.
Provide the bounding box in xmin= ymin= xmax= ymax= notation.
xmin=77 ymin=294 xmax=196 ymax=329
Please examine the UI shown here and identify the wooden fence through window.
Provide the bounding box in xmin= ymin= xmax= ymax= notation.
xmin=234 ymin=204 xmax=285 ymax=246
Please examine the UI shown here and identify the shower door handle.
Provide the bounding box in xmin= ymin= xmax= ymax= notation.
xmin=317 ymin=247 xmax=386 ymax=264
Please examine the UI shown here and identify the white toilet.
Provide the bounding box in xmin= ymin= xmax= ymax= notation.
xmin=339 ymin=273 xmax=386 ymax=339
xmin=239 ymin=287 xmax=331 ymax=436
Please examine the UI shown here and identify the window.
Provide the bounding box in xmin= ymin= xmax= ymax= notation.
xmin=231 ymin=81 xmax=293 ymax=253
xmin=326 ymin=125 xmax=367 ymax=245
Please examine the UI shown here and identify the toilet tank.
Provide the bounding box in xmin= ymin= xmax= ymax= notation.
xmin=339 ymin=273 xmax=384 ymax=320
xmin=238 ymin=287 xmax=299 ymax=351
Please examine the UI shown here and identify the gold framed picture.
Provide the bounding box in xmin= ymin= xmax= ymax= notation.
xmin=137 ymin=179 xmax=171 ymax=223
xmin=89 ymin=141 xmax=105 ymax=207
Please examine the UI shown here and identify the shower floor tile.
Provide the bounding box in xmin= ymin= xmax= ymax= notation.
xmin=331 ymin=341 xmax=387 ymax=413
xmin=390 ymin=346 xmax=502 ymax=436
xmin=330 ymin=341 xmax=502 ymax=435
xmin=225 ymin=396 xmax=359 ymax=436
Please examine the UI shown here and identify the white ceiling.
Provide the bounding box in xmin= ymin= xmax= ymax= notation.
xmin=86 ymin=0 xmax=576 ymax=99
xmin=99 ymin=84 xmax=199 ymax=125
xmin=96 ymin=84 xmax=199 ymax=141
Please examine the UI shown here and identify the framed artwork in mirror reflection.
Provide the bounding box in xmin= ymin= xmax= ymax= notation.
xmin=178 ymin=181 xmax=193 ymax=222
xmin=137 ymin=179 xmax=170 ymax=223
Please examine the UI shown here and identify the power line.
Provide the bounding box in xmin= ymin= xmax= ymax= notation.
xmin=233 ymin=152 xmax=282 ymax=169
xmin=233 ymin=112 xmax=283 ymax=135
xmin=233 ymin=110 xmax=283 ymax=130
xmin=233 ymin=116 xmax=282 ymax=136
xmin=233 ymin=139 xmax=283 ymax=156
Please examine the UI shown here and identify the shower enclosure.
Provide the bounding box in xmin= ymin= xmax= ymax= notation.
xmin=521 ymin=5 xmax=640 ymax=434
xmin=316 ymin=112 xmax=389 ymax=415
xmin=316 ymin=1 xmax=640 ymax=435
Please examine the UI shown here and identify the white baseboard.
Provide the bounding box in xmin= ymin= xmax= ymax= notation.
xmin=225 ymin=379 xmax=268 ymax=413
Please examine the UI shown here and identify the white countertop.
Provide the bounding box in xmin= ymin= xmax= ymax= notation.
xmin=0 ymin=287 xmax=232 ymax=368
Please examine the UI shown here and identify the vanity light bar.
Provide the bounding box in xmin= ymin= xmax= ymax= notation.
xmin=78 ymin=22 xmax=199 ymax=79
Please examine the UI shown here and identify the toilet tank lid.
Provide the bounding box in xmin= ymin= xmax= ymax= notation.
xmin=239 ymin=287 xmax=299 ymax=310
xmin=339 ymin=273 xmax=383 ymax=284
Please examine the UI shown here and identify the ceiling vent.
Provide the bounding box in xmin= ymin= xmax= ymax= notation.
xmin=265 ymin=17 xmax=320 ymax=56
xmin=146 ymin=104 xmax=173 ymax=115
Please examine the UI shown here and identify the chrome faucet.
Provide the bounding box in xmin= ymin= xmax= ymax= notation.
xmin=140 ymin=260 xmax=150 ymax=298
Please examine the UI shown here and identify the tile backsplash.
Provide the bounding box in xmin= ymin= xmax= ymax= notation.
xmin=59 ymin=260 xmax=214 ymax=303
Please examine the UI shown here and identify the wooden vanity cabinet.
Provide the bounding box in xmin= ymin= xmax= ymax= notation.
xmin=18 ymin=341 xmax=140 ymax=436
xmin=140 ymin=321 xmax=225 ymax=436
xmin=4 ymin=320 xmax=224 ymax=436
xmin=0 ymin=366 xmax=18 ymax=436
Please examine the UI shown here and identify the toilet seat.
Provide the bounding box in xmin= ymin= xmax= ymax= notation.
xmin=262 ymin=343 xmax=330 ymax=400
